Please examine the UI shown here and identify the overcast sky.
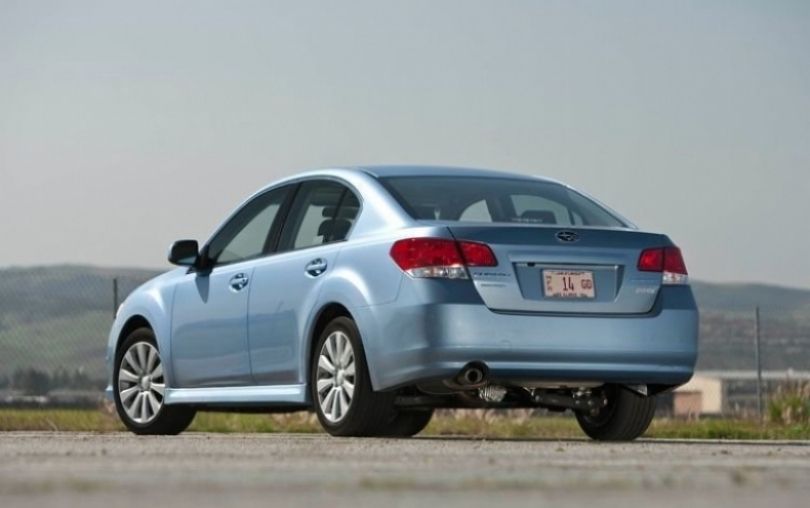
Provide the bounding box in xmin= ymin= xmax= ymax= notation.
xmin=1 ymin=1 xmax=808 ymax=288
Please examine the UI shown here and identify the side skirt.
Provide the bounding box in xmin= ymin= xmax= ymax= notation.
xmin=163 ymin=384 xmax=308 ymax=406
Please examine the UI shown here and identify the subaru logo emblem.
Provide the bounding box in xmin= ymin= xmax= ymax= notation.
xmin=556 ymin=231 xmax=579 ymax=243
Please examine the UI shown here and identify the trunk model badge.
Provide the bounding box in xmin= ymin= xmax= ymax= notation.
xmin=556 ymin=231 xmax=579 ymax=243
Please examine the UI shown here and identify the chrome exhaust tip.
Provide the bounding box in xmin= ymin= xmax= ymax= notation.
xmin=451 ymin=361 xmax=489 ymax=389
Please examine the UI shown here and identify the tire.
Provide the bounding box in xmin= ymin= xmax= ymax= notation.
xmin=113 ymin=327 xmax=196 ymax=435
xmin=311 ymin=316 xmax=394 ymax=437
xmin=575 ymin=385 xmax=656 ymax=441
xmin=377 ymin=410 xmax=434 ymax=437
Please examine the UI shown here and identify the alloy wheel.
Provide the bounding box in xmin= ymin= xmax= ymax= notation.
xmin=316 ymin=330 xmax=356 ymax=423
xmin=118 ymin=341 xmax=165 ymax=424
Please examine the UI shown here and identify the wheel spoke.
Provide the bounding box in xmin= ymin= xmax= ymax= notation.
xmin=140 ymin=390 xmax=149 ymax=422
xmin=344 ymin=360 xmax=355 ymax=377
xmin=318 ymin=355 xmax=336 ymax=375
xmin=331 ymin=388 xmax=341 ymax=420
xmin=322 ymin=387 xmax=336 ymax=414
xmin=137 ymin=344 xmax=148 ymax=375
xmin=124 ymin=350 xmax=141 ymax=374
xmin=120 ymin=385 xmax=139 ymax=402
xmin=342 ymin=380 xmax=355 ymax=399
xmin=146 ymin=392 xmax=161 ymax=415
xmin=325 ymin=335 xmax=337 ymax=363
xmin=125 ymin=392 xmax=142 ymax=419
xmin=146 ymin=347 xmax=157 ymax=374
xmin=335 ymin=334 xmax=344 ymax=364
xmin=119 ymin=369 xmax=139 ymax=384
xmin=339 ymin=387 xmax=350 ymax=415
xmin=317 ymin=378 xmax=334 ymax=393
xmin=339 ymin=340 xmax=352 ymax=367
xmin=150 ymin=383 xmax=165 ymax=397
xmin=150 ymin=363 xmax=163 ymax=380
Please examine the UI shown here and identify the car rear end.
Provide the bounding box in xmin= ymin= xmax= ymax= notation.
xmin=361 ymin=173 xmax=698 ymax=397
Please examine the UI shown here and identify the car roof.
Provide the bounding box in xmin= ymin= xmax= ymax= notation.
xmin=350 ymin=165 xmax=558 ymax=183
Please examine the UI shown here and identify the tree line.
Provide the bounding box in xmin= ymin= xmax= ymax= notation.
xmin=0 ymin=367 xmax=105 ymax=395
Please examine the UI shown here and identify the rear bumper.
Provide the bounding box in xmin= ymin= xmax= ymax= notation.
xmin=355 ymin=285 xmax=699 ymax=391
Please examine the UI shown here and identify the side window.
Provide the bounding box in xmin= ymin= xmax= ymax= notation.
xmin=279 ymin=181 xmax=358 ymax=251
xmin=511 ymin=194 xmax=572 ymax=226
xmin=207 ymin=186 xmax=290 ymax=265
xmin=329 ymin=190 xmax=360 ymax=242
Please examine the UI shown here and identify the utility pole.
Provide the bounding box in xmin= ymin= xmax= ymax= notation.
xmin=113 ymin=278 xmax=119 ymax=319
xmin=754 ymin=306 xmax=764 ymax=423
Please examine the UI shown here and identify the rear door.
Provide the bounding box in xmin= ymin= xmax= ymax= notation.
xmin=247 ymin=180 xmax=361 ymax=385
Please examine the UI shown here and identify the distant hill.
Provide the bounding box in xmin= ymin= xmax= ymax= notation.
xmin=0 ymin=265 xmax=808 ymax=381
xmin=691 ymin=281 xmax=810 ymax=321
xmin=690 ymin=281 xmax=810 ymax=371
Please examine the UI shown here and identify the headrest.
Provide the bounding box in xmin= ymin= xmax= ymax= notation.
xmin=318 ymin=218 xmax=353 ymax=239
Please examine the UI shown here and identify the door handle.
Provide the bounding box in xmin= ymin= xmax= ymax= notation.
xmin=229 ymin=273 xmax=249 ymax=291
xmin=305 ymin=258 xmax=328 ymax=277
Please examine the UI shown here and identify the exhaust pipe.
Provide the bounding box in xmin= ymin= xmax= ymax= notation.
xmin=445 ymin=361 xmax=489 ymax=390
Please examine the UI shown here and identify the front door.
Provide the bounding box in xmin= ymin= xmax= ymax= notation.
xmin=171 ymin=265 xmax=255 ymax=387
xmin=170 ymin=185 xmax=293 ymax=388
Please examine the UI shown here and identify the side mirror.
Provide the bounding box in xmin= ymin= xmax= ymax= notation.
xmin=168 ymin=240 xmax=199 ymax=267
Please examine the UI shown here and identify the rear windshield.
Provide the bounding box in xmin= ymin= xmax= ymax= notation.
xmin=380 ymin=176 xmax=627 ymax=228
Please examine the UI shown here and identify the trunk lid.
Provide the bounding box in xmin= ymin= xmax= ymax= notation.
xmin=447 ymin=225 xmax=669 ymax=314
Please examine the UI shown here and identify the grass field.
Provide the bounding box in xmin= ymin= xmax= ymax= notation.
xmin=1 ymin=408 xmax=809 ymax=440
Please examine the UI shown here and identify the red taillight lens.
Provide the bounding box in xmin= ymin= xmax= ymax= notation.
xmin=458 ymin=241 xmax=497 ymax=267
xmin=663 ymin=246 xmax=687 ymax=275
xmin=637 ymin=248 xmax=664 ymax=272
xmin=637 ymin=246 xmax=688 ymax=284
xmin=390 ymin=238 xmax=464 ymax=271
xmin=390 ymin=238 xmax=497 ymax=278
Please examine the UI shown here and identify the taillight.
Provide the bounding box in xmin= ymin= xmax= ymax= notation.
xmin=637 ymin=246 xmax=688 ymax=285
xmin=637 ymin=248 xmax=664 ymax=272
xmin=390 ymin=238 xmax=497 ymax=279
xmin=458 ymin=241 xmax=498 ymax=267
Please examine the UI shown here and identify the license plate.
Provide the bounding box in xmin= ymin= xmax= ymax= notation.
xmin=543 ymin=270 xmax=595 ymax=299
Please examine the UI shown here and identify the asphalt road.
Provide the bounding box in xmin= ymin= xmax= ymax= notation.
xmin=1 ymin=432 xmax=809 ymax=508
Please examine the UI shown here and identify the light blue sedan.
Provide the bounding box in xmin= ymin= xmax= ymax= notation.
xmin=106 ymin=166 xmax=698 ymax=440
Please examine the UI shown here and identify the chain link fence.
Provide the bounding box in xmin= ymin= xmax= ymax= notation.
xmin=1 ymin=266 xmax=808 ymax=416
xmin=0 ymin=266 xmax=156 ymax=405
xmin=657 ymin=307 xmax=810 ymax=419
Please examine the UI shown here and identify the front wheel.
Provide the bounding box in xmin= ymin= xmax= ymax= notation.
xmin=575 ymin=385 xmax=656 ymax=441
xmin=113 ymin=327 xmax=196 ymax=435
xmin=311 ymin=317 xmax=394 ymax=436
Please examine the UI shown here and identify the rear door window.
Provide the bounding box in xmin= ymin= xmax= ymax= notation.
xmin=279 ymin=181 xmax=360 ymax=251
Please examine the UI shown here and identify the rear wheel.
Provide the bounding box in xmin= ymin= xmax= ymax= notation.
xmin=311 ymin=317 xmax=394 ymax=436
xmin=113 ymin=327 xmax=196 ymax=435
xmin=377 ymin=409 xmax=434 ymax=437
xmin=575 ymin=385 xmax=656 ymax=441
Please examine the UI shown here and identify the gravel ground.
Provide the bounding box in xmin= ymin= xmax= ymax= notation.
xmin=1 ymin=432 xmax=809 ymax=507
